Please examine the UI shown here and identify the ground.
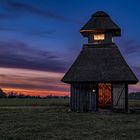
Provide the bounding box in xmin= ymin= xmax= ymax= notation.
xmin=0 ymin=98 xmax=140 ymax=140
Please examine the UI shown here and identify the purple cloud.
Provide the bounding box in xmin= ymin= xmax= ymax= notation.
xmin=0 ymin=40 xmax=67 ymax=72
xmin=0 ymin=82 xmax=67 ymax=92
xmin=131 ymin=66 xmax=140 ymax=79
xmin=117 ymin=39 xmax=140 ymax=55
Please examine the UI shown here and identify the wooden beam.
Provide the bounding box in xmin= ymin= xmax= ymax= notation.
xmin=96 ymin=83 xmax=98 ymax=111
xmin=125 ymin=84 xmax=128 ymax=112
xmin=111 ymin=83 xmax=113 ymax=111
xmin=70 ymin=84 xmax=72 ymax=110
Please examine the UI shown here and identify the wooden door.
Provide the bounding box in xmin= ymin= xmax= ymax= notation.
xmin=71 ymin=83 xmax=97 ymax=112
xmin=98 ymin=83 xmax=112 ymax=108
xmin=112 ymin=83 xmax=126 ymax=110
xmin=88 ymin=85 xmax=96 ymax=111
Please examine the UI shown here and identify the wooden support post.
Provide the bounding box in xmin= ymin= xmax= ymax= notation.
xmin=96 ymin=83 xmax=98 ymax=111
xmin=111 ymin=83 xmax=113 ymax=111
xmin=125 ymin=83 xmax=128 ymax=112
xmin=70 ymin=84 xmax=72 ymax=111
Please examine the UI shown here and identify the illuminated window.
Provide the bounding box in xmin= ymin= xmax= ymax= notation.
xmin=94 ymin=34 xmax=105 ymax=41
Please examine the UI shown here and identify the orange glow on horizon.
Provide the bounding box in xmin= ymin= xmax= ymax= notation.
xmin=0 ymin=67 xmax=139 ymax=97
xmin=3 ymin=88 xmax=69 ymax=97
xmin=0 ymin=67 xmax=69 ymax=97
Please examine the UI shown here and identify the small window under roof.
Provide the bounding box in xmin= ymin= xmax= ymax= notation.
xmin=94 ymin=34 xmax=105 ymax=41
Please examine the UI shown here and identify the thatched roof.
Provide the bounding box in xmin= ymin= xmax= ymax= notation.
xmin=80 ymin=11 xmax=121 ymax=37
xmin=62 ymin=43 xmax=138 ymax=84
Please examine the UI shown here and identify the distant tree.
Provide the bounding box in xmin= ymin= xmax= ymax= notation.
xmin=7 ymin=92 xmax=18 ymax=98
xmin=18 ymin=93 xmax=25 ymax=98
xmin=64 ymin=95 xmax=69 ymax=99
xmin=0 ymin=88 xmax=7 ymax=98
xmin=129 ymin=92 xmax=140 ymax=100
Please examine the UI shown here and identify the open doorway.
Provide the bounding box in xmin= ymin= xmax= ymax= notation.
xmin=98 ymin=83 xmax=112 ymax=109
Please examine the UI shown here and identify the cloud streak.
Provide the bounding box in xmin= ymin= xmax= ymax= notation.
xmin=131 ymin=66 xmax=140 ymax=79
xmin=118 ymin=39 xmax=140 ymax=56
xmin=0 ymin=67 xmax=69 ymax=96
xmin=0 ymin=0 xmax=81 ymax=23
xmin=0 ymin=40 xmax=66 ymax=72
xmin=0 ymin=26 xmax=55 ymax=38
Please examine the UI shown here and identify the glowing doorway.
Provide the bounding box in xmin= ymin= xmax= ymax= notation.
xmin=98 ymin=83 xmax=112 ymax=108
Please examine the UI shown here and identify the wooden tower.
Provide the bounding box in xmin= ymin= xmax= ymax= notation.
xmin=61 ymin=11 xmax=138 ymax=112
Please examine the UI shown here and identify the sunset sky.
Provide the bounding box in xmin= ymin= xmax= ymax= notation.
xmin=0 ymin=0 xmax=140 ymax=96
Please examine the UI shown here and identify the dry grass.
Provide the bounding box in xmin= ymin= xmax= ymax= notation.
xmin=0 ymin=98 xmax=139 ymax=140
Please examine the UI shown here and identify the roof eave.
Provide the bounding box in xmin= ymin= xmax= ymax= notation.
xmin=80 ymin=29 xmax=121 ymax=37
xmin=62 ymin=80 xmax=139 ymax=84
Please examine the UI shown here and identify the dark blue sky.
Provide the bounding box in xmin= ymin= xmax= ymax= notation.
xmin=0 ymin=0 xmax=140 ymax=95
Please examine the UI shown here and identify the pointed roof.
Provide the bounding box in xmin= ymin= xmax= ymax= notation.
xmin=80 ymin=11 xmax=121 ymax=37
xmin=92 ymin=11 xmax=109 ymax=17
xmin=62 ymin=43 xmax=138 ymax=84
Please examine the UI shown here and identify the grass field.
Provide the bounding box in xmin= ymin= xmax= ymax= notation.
xmin=0 ymin=98 xmax=140 ymax=140
xmin=0 ymin=98 xmax=69 ymax=107
xmin=129 ymin=99 xmax=140 ymax=107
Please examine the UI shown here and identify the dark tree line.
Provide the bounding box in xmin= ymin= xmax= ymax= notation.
xmin=0 ymin=88 xmax=7 ymax=98
xmin=129 ymin=92 xmax=140 ymax=100
xmin=0 ymin=88 xmax=69 ymax=99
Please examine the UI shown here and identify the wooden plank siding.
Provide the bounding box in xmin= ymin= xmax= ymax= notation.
xmin=70 ymin=83 xmax=128 ymax=112
xmin=112 ymin=83 xmax=127 ymax=111
xmin=125 ymin=84 xmax=128 ymax=112
xmin=70 ymin=83 xmax=97 ymax=112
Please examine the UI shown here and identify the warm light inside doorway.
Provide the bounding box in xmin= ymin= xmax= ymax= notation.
xmin=98 ymin=83 xmax=112 ymax=107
